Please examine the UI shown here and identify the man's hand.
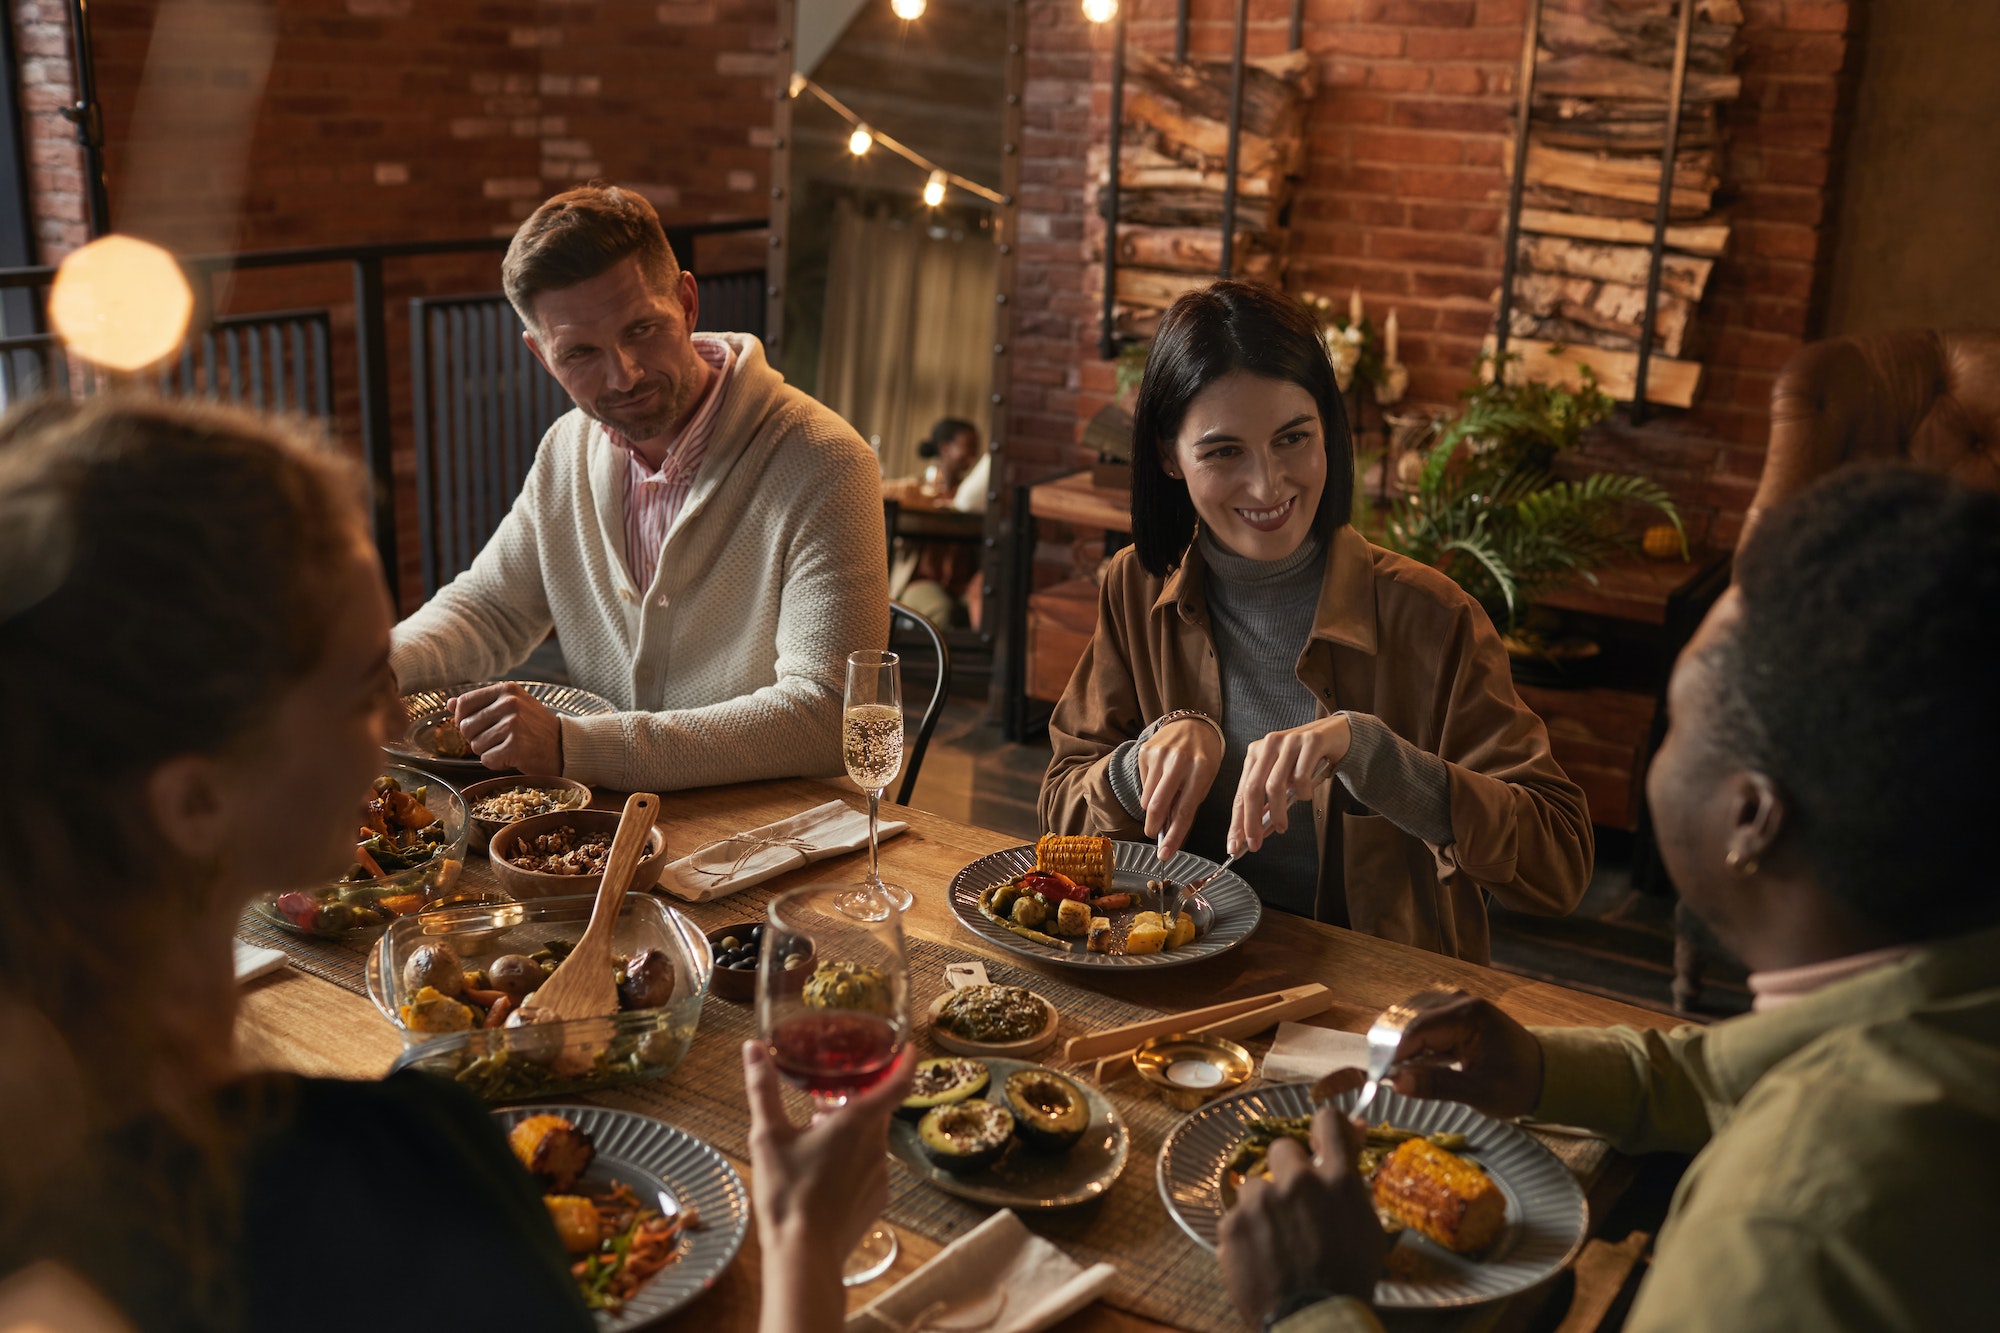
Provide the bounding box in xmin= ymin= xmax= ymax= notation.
xmin=450 ymin=683 xmax=563 ymax=774
xmin=1219 ymin=1106 xmax=1392 ymax=1326
xmin=743 ymin=1040 xmax=912 ymax=1333
xmin=1385 ymin=992 xmax=1545 ymax=1120
xmin=1137 ymin=717 xmax=1224 ymax=862
xmin=1229 ymin=715 xmax=1349 ymax=855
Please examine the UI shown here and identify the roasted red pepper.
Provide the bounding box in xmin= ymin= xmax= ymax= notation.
xmin=1020 ymin=871 xmax=1088 ymax=902
xmin=275 ymin=890 xmax=320 ymax=930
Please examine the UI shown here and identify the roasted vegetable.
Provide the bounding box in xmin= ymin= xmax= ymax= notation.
xmin=989 ymin=881 xmax=1023 ymax=917
xmin=1010 ymin=894 xmax=1049 ymax=929
xmin=1371 ymin=1138 xmax=1505 ymax=1253
xmin=1085 ymin=916 xmax=1113 ymax=953
xmin=1124 ymin=911 xmax=1168 ymax=955
xmin=544 ymin=1194 xmax=602 ymax=1254
xmin=399 ymin=985 xmax=474 ymax=1033
xmin=803 ymin=962 xmax=892 ymax=1014
xmin=617 ymin=948 xmax=676 ymax=1010
xmin=509 ymin=1114 xmax=596 ymax=1191
xmin=1002 ymin=1069 xmax=1089 ymax=1153
xmin=487 ymin=953 xmax=549 ymax=1001
xmin=917 ymin=1100 xmax=1015 ymax=1174
xmin=1054 ymin=898 xmax=1091 ymax=937
xmin=402 ymin=942 xmax=465 ymax=999
xmin=1034 ymin=834 xmax=1113 ymax=892
xmin=901 ymin=1058 xmax=991 ymax=1118
xmin=1166 ymin=911 xmax=1198 ymax=949
xmin=1020 ymin=870 xmax=1088 ymax=902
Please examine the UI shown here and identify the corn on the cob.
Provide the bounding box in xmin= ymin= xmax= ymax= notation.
xmin=1035 ymin=834 xmax=1113 ymax=892
xmin=1371 ymin=1138 xmax=1505 ymax=1253
xmin=509 ymin=1113 xmax=596 ymax=1191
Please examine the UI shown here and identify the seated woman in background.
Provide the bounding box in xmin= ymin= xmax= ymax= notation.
xmin=1040 ymin=282 xmax=1589 ymax=960
xmin=0 ymin=398 xmax=899 ymax=1333
xmin=1220 ymin=465 xmax=2000 ymax=1332
xmin=896 ymin=415 xmax=990 ymax=629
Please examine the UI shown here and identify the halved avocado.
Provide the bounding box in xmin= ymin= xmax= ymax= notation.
xmin=1002 ymin=1069 xmax=1090 ymax=1153
xmin=917 ymin=1100 xmax=1015 ymax=1174
xmin=899 ymin=1057 xmax=991 ymax=1120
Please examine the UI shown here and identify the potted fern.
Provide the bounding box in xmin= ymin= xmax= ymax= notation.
xmin=1382 ymin=353 xmax=1685 ymax=673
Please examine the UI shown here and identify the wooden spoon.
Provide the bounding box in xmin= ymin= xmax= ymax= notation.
xmin=517 ymin=791 xmax=660 ymax=1025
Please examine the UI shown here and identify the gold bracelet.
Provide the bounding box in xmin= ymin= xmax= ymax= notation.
xmin=1152 ymin=708 xmax=1225 ymax=747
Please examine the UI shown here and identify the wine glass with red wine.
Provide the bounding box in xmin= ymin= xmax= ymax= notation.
xmin=757 ymin=881 xmax=910 ymax=1285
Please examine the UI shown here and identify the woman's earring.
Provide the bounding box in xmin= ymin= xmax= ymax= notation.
xmin=1724 ymin=848 xmax=1760 ymax=877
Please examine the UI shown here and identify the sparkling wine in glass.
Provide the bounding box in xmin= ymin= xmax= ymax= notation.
xmin=844 ymin=649 xmax=911 ymax=912
xmin=759 ymin=882 xmax=910 ymax=1286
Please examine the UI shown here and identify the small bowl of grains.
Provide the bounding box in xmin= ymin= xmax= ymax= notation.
xmin=487 ymin=807 xmax=671 ymax=901
xmin=460 ymin=774 xmax=593 ymax=853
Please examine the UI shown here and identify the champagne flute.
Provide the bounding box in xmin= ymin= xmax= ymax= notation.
xmin=844 ymin=649 xmax=912 ymax=912
xmin=758 ymin=882 xmax=910 ymax=1286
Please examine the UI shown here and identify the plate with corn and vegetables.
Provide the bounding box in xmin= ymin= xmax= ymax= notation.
xmin=947 ymin=835 xmax=1262 ymax=971
xmin=1157 ymin=1081 xmax=1587 ymax=1309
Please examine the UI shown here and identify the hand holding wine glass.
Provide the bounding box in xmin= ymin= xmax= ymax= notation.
xmin=844 ymin=649 xmax=912 ymax=912
xmin=757 ymin=882 xmax=911 ymax=1286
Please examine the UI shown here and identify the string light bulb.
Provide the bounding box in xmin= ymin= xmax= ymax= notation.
xmin=49 ymin=234 xmax=193 ymax=371
xmin=848 ymin=124 xmax=874 ymax=156
xmin=891 ymin=0 xmax=926 ymax=17
xmin=788 ymin=71 xmax=806 ymax=98
xmin=1081 ymin=0 xmax=1117 ymax=22
xmin=923 ymin=169 xmax=946 ymax=207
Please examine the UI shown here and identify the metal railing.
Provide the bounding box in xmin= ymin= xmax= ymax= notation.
xmin=0 ymin=219 xmax=769 ymax=603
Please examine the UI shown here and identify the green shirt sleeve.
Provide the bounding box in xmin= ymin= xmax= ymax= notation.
xmin=1272 ymin=1296 xmax=1386 ymax=1333
xmin=1529 ymin=1024 xmax=1723 ymax=1156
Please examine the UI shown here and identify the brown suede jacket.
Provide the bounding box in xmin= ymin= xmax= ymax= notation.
xmin=1039 ymin=526 xmax=1592 ymax=963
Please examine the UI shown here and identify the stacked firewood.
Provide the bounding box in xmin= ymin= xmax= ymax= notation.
xmin=1498 ymin=0 xmax=1743 ymax=406
xmin=1087 ymin=48 xmax=1318 ymax=338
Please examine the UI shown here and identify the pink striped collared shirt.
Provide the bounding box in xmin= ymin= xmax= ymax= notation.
xmin=604 ymin=335 xmax=734 ymax=593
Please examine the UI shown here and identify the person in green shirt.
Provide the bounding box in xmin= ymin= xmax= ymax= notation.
xmin=1218 ymin=464 xmax=2000 ymax=1332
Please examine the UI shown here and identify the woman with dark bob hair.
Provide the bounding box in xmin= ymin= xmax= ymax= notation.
xmin=0 ymin=398 xmax=905 ymax=1332
xmin=1040 ymin=282 xmax=1590 ymax=957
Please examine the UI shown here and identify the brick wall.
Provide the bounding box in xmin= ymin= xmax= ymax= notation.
xmin=9 ymin=0 xmax=780 ymax=604
xmin=1010 ymin=0 xmax=1862 ymax=549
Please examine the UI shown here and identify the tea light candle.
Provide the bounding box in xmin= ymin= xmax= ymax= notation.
xmin=1166 ymin=1059 xmax=1227 ymax=1089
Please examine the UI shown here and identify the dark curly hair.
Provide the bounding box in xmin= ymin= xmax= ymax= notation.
xmin=1129 ymin=281 xmax=1353 ymax=576
xmin=1718 ymin=464 xmax=2000 ymax=940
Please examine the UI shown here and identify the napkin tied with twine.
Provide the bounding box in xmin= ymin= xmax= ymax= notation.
xmin=659 ymin=798 xmax=910 ymax=902
xmin=846 ymin=1210 xmax=1115 ymax=1333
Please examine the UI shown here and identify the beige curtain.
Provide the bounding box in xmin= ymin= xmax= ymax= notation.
xmin=817 ymin=199 xmax=997 ymax=479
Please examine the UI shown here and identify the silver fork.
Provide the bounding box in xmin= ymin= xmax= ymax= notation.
xmin=1350 ymin=989 xmax=1456 ymax=1120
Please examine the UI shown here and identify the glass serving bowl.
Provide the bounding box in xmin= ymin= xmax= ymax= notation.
xmin=250 ymin=763 xmax=470 ymax=939
xmin=370 ymin=894 xmax=713 ymax=1102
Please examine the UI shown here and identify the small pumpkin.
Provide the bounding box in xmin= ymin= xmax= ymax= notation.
xmin=1642 ymin=523 xmax=1684 ymax=560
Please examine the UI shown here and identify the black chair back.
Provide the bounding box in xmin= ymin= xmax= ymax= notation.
xmin=888 ymin=601 xmax=950 ymax=807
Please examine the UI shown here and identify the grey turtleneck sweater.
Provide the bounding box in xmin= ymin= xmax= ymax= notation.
xmin=1106 ymin=532 xmax=1454 ymax=918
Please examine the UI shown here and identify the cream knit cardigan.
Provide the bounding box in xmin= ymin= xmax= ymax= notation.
xmin=389 ymin=333 xmax=889 ymax=791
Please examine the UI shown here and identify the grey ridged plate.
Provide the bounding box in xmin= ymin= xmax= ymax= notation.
xmin=388 ymin=682 xmax=617 ymax=774
xmin=1157 ymin=1082 xmax=1586 ymax=1310
xmin=888 ymin=1058 xmax=1128 ymax=1208
xmin=491 ymin=1104 xmax=748 ymax=1329
xmin=948 ymin=841 xmax=1261 ymax=970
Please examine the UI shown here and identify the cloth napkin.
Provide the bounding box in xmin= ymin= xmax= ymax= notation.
xmin=233 ymin=940 xmax=289 ymax=985
xmin=1261 ymin=1021 xmax=1371 ymax=1085
xmin=846 ymin=1210 xmax=1116 ymax=1333
xmin=658 ymin=798 xmax=910 ymax=903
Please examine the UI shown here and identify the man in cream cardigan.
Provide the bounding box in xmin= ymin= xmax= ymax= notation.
xmin=390 ymin=185 xmax=888 ymax=791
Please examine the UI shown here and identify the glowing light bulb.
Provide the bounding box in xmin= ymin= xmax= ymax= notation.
xmin=923 ymin=170 xmax=946 ymax=207
xmin=892 ymin=0 xmax=925 ymax=17
xmin=49 ymin=234 xmax=193 ymax=372
xmin=1082 ymin=0 xmax=1117 ymax=22
xmin=849 ymin=124 xmax=874 ymax=156
xmin=788 ymin=71 xmax=806 ymax=98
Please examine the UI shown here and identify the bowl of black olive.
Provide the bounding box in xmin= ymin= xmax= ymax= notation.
xmin=704 ymin=922 xmax=812 ymax=1001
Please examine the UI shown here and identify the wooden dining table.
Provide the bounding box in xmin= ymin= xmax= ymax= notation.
xmin=235 ymin=777 xmax=1679 ymax=1333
